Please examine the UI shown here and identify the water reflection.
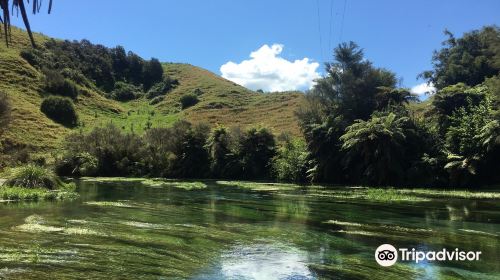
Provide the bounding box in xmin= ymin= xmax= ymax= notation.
xmin=202 ymin=243 xmax=315 ymax=280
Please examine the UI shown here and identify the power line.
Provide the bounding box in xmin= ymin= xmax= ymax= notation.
xmin=339 ymin=0 xmax=348 ymax=43
xmin=316 ymin=0 xmax=324 ymax=62
xmin=328 ymin=0 xmax=334 ymax=53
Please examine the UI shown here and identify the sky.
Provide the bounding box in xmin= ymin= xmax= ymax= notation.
xmin=9 ymin=0 xmax=500 ymax=95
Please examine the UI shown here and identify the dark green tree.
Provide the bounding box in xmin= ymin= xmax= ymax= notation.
xmin=238 ymin=127 xmax=276 ymax=179
xmin=421 ymin=26 xmax=500 ymax=89
xmin=340 ymin=113 xmax=410 ymax=185
xmin=207 ymin=125 xmax=233 ymax=178
xmin=298 ymin=42 xmax=398 ymax=183
xmin=142 ymin=58 xmax=163 ymax=91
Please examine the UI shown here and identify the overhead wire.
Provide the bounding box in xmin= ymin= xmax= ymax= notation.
xmin=316 ymin=0 xmax=324 ymax=63
xmin=328 ymin=0 xmax=334 ymax=53
xmin=339 ymin=0 xmax=348 ymax=43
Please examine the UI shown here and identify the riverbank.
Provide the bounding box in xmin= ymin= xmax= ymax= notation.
xmin=0 ymin=165 xmax=78 ymax=202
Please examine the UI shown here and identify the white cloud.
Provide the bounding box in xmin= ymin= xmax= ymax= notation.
xmin=411 ymin=82 xmax=436 ymax=96
xmin=220 ymin=44 xmax=321 ymax=92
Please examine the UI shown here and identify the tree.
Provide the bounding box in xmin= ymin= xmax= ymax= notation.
xmin=443 ymin=97 xmax=497 ymax=186
xmin=239 ymin=127 xmax=276 ymax=179
xmin=0 ymin=0 xmax=53 ymax=47
xmin=421 ymin=26 xmax=500 ymax=89
xmin=110 ymin=46 xmax=129 ymax=81
xmin=142 ymin=58 xmax=163 ymax=91
xmin=323 ymin=42 xmax=398 ymax=122
xmin=272 ymin=138 xmax=309 ymax=182
xmin=207 ymin=125 xmax=233 ymax=178
xmin=433 ymin=83 xmax=488 ymax=135
xmin=168 ymin=122 xmax=210 ymax=178
xmin=127 ymin=52 xmax=145 ymax=86
xmin=375 ymin=87 xmax=418 ymax=110
xmin=340 ymin=113 xmax=411 ymax=185
xmin=297 ymin=42 xmax=398 ymax=183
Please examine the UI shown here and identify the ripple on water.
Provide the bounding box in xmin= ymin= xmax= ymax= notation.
xmin=84 ymin=201 xmax=135 ymax=208
xmin=207 ymin=243 xmax=315 ymax=280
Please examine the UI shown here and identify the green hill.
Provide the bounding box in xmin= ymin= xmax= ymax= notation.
xmin=0 ymin=26 xmax=304 ymax=161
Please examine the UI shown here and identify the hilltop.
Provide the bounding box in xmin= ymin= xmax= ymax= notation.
xmin=0 ymin=26 xmax=304 ymax=160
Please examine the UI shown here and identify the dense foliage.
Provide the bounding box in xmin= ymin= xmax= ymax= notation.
xmin=56 ymin=122 xmax=281 ymax=181
xmin=20 ymin=39 xmax=177 ymax=100
xmin=43 ymin=69 xmax=79 ymax=99
xmin=421 ymin=26 xmax=500 ymax=89
xmin=297 ymin=27 xmax=500 ymax=187
xmin=40 ymin=96 xmax=78 ymax=127
xmin=272 ymin=138 xmax=309 ymax=182
xmin=108 ymin=81 xmax=142 ymax=101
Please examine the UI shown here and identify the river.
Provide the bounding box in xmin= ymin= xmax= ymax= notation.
xmin=0 ymin=179 xmax=499 ymax=279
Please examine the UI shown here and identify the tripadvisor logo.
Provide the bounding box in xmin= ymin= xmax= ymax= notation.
xmin=375 ymin=244 xmax=482 ymax=267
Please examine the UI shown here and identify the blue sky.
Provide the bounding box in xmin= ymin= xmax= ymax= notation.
xmin=10 ymin=0 xmax=500 ymax=94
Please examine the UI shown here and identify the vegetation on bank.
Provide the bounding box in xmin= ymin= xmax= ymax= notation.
xmin=0 ymin=165 xmax=77 ymax=201
xmin=297 ymin=26 xmax=500 ymax=187
xmin=1 ymin=25 xmax=499 ymax=188
xmin=50 ymin=26 xmax=500 ymax=188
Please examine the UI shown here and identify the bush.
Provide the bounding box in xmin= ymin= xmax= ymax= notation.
xmin=146 ymin=77 xmax=179 ymax=99
xmin=3 ymin=164 xmax=62 ymax=190
xmin=149 ymin=96 xmax=164 ymax=105
xmin=41 ymin=96 xmax=78 ymax=127
xmin=180 ymin=93 xmax=199 ymax=109
xmin=43 ymin=69 xmax=79 ymax=99
xmin=62 ymin=124 xmax=147 ymax=176
xmin=272 ymin=139 xmax=309 ymax=182
xmin=55 ymin=152 xmax=98 ymax=177
xmin=109 ymin=81 xmax=142 ymax=101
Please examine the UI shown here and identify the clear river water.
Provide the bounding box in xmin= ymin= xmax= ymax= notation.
xmin=0 ymin=179 xmax=499 ymax=279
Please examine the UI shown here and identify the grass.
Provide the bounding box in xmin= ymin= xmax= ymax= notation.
xmin=303 ymin=186 xmax=500 ymax=202
xmin=1 ymin=26 xmax=305 ymax=163
xmin=0 ymin=184 xmax=78 ymax=201
xmin=0 ymin=164 xmax=78 ymax=201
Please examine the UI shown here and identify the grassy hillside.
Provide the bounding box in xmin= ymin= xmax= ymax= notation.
xmin=0 ymin=26 xmax=304 ymax=162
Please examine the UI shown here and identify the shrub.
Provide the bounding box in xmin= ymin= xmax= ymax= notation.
xmin=3 ymin=164 xmax=62 ymax=189
xmin=110 ymin=81 xmax=142 ymax=101
xmin=149 ymin=96 xmax=164 ymax=105
xmin=55 ymin=152 xmax=98 ymax=177
xmin=272 ymin=139 xmax=309 ymax=182
xmin=62 ymin=124 xmax=147 ymax=176
xmin=180 ymin=93 xmax=199 ymax=109
xmin=43 ymin=69 xmax=79 ymax=99
xmin=41 ymin=96 xmax=78 ymax=127
xmin=146 ymin=77 xmax=179 ymax=99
